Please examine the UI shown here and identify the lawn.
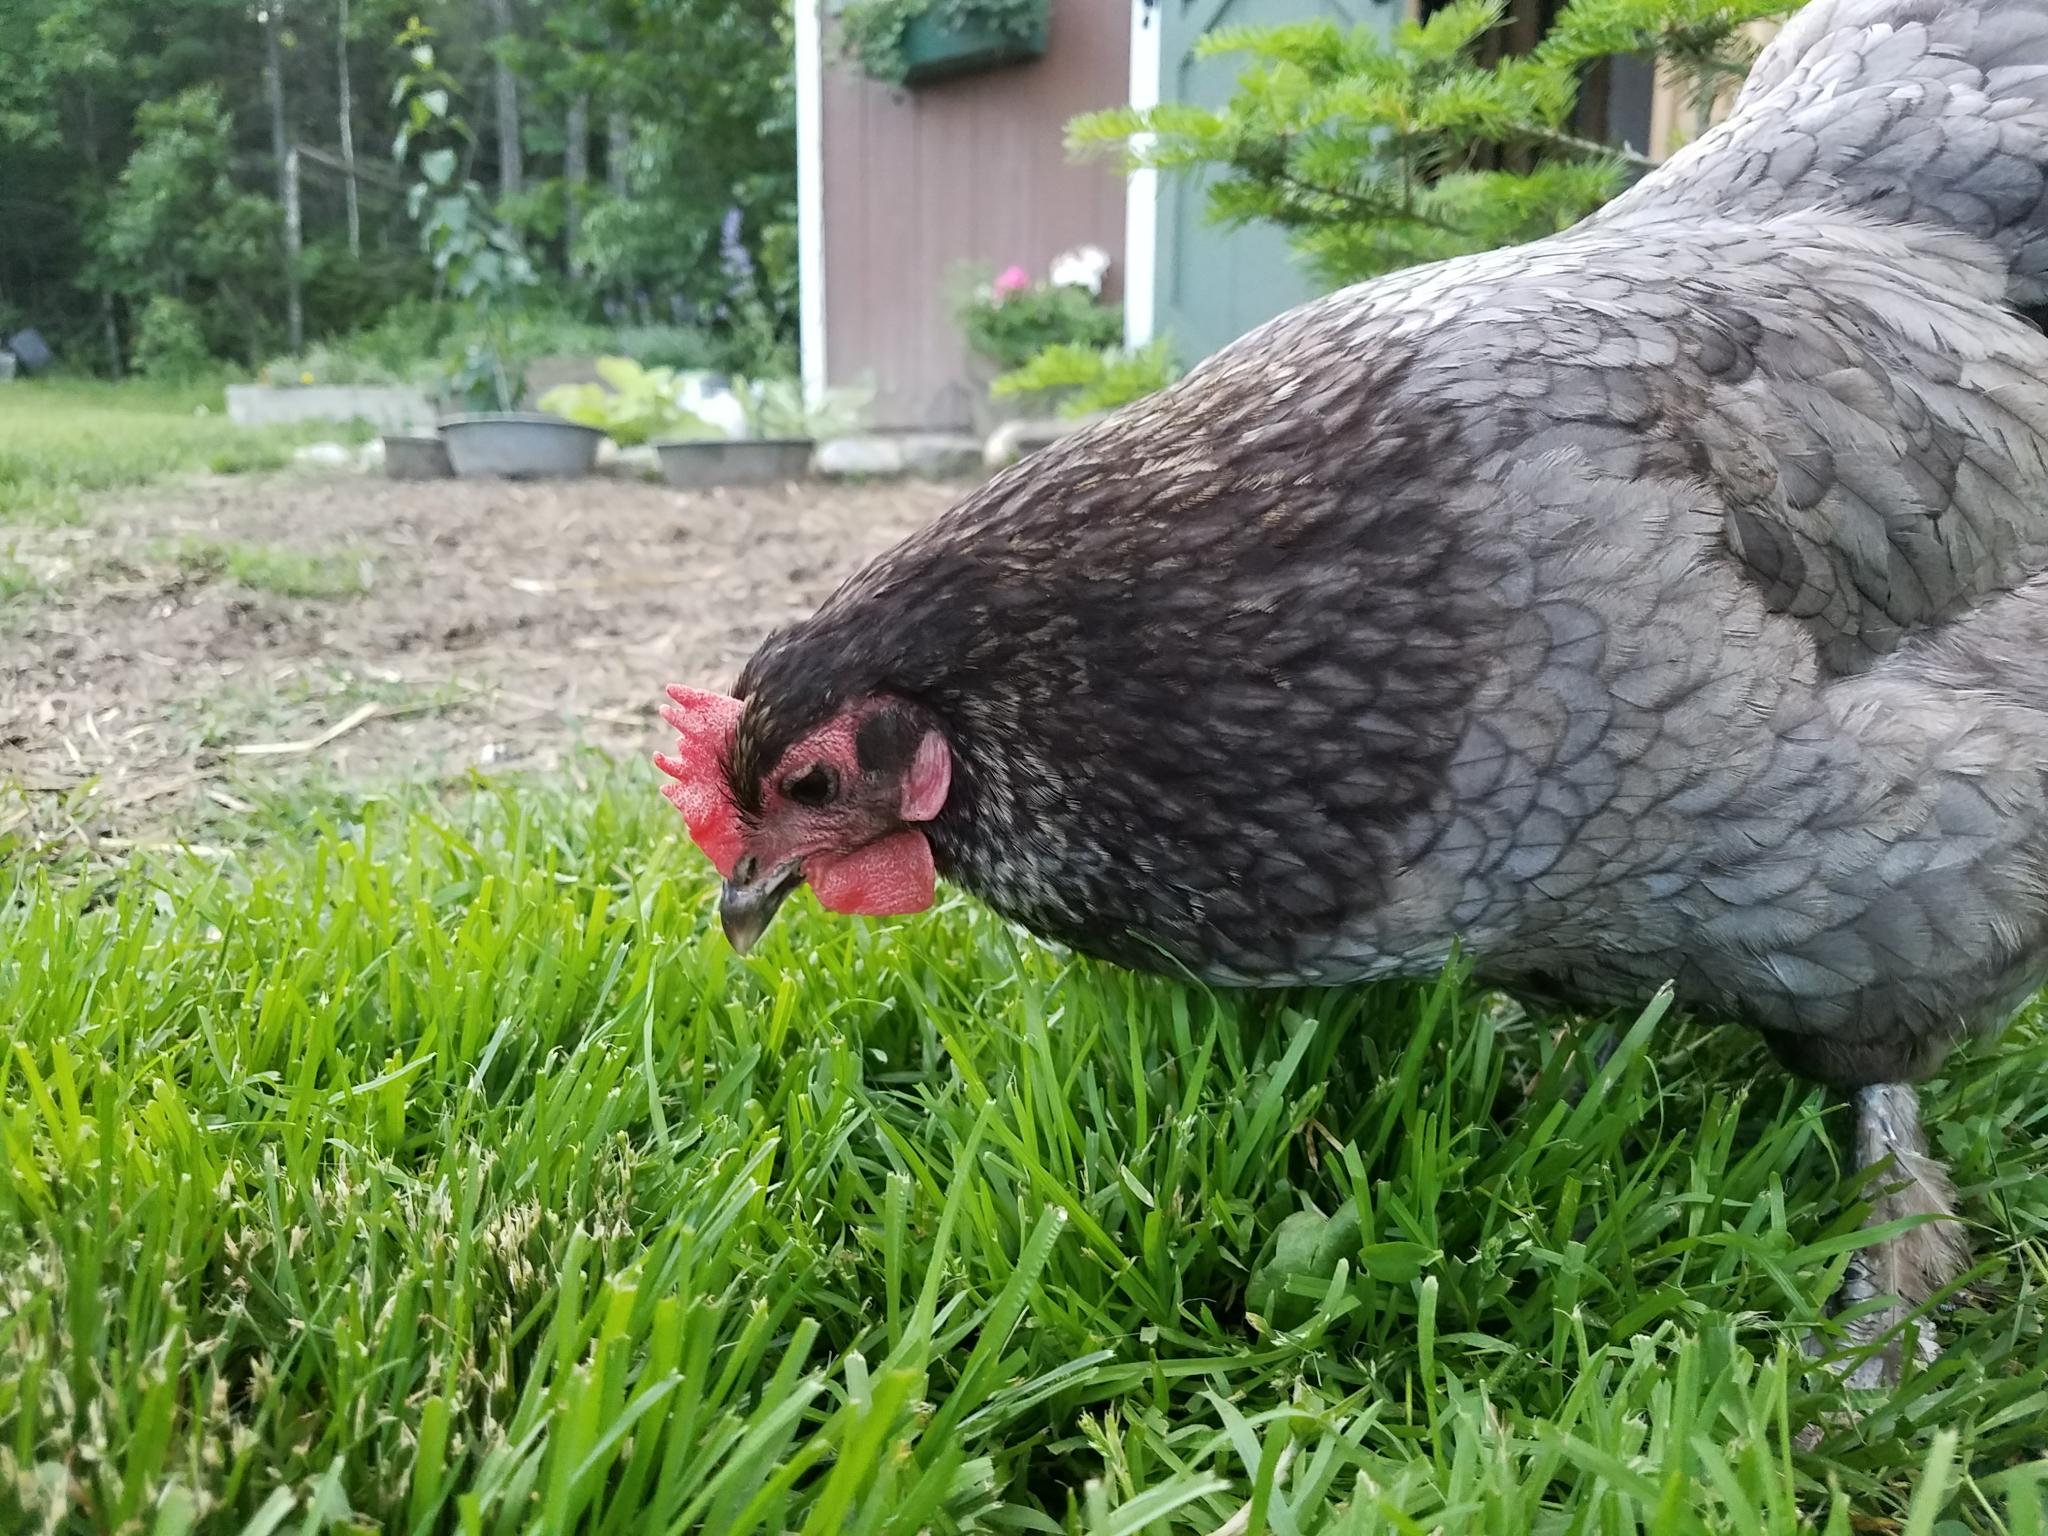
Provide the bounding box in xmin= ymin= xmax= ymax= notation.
xmin=0 ymin=380 xmax=317 ymax=526
xmin=4 ymin=767 xmax=2047 ymax=1535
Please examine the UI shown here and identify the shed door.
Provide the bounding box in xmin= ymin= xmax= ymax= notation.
xmin=1155 ymin=0 xmax=1398 ymax=364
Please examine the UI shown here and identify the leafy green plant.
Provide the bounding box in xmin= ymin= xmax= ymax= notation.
xmin=957 ymin=262 xmax=1123 ymax=372
xmin=733 ymin=375 xmax=871 ymax=441
xmin=992 ymin=338 xmax=1180 ymax=418
xmin=837 ymin=0 xmax=1046 ymax=84
xmin=537 ymin=358 xmax=714 ymax=446
xmin=1071 ymin=0 xmax=1797 ymax=287
xmin=392 ymin=19 xmax=538 ymax=412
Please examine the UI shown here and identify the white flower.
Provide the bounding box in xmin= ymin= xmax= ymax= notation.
xmin=1049 ymin=244 xmax=1112 ymax=296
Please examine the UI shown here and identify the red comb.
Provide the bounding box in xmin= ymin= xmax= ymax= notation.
xmin=654 ymin=684 xmax=745 ymax=877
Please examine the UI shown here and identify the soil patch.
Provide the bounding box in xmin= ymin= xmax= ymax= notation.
xmin=1 ymin=468 xmax=963 ymax=855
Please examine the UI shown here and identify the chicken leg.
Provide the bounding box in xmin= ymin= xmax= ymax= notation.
xmin=1824 ymin=1084 xmax=1970 ymax=1389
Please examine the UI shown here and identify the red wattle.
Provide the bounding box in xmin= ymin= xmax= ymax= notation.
xmin=806 ymin=831 xmax=937 ymax=916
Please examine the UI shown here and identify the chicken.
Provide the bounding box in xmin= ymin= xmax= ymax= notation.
xmin=658 ymin=0 xmax=2048 ymax=1386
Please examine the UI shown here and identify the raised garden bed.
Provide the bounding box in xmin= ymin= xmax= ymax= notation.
xmin=226 ymin=384 xmax=436 ymax=434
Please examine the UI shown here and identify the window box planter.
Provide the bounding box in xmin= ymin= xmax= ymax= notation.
xmin=899 ymin=2 xmax=1047 ymax=85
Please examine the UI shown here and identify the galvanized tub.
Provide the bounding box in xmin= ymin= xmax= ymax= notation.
xmin=654 ymin=438 xmax=814 ymax=490
xmin=440 ymin=414 xmax=603 ymax=479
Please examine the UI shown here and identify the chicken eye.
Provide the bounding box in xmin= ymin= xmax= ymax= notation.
xmin=781 ymin=764 xmax=838 ymax=807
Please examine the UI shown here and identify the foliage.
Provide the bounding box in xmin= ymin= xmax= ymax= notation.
xmin=992 ymin=337 xmax=1182 ymax=418
xmin=3 ymin=766 xmax=2048 ymax=1528
xmin=89 ymin=85 xmax=283 ymax=365
xmin=546 ymin=0 xmax=799 ymax=360
xmin=837 ymin=0 xmax=1046 ymax=84
xmin=260 ymin=310 xmax=720 ymax=391
xmin=538 ymin=358 xmax=715 ymax=446
xmin=1071 ymin=0 xmax=1800 ymax=288
xmin=0 ymin=0 xmax=797 ymax=377
xmin=734 ymin=375 xmax=872 ymax=440
xmin=957 ymin=261 xmax=1124 ymax=372
xmin=129 ymin=296 xmax=215 ymax=383
xmin=394 ymin=20 xmax=538 ymax=414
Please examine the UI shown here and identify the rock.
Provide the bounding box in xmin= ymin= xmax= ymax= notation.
xmin=597 ymin=440 xmax=661 ymax=478
xmin=900 ymin=433 xmax=983 ymax=480
xmin=293 ymin=441 xmax=356 ymax=469
xmin=814 ymin=435 xmax=906 ymax=478
xmin=984 ymin=415 xmax=1094 ymax=469
xmin=356 ymin=439 xmax=386 ymax=472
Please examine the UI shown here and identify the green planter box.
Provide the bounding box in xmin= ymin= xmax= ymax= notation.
xmin=899 ymin=4 xmax=1048 ymax=84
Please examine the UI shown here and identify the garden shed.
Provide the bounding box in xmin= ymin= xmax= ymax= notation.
xmin=796 ymin=0 xmax=1687 ymax=432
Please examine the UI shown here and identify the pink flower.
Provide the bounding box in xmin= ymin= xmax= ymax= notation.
xmin=992 ymin=265 xmax=1031 ymax=298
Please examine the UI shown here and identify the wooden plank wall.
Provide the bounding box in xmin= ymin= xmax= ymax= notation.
xmin=819 ymin=0 xmax=1131 ymax=431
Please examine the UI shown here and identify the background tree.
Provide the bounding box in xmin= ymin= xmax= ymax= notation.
xmin=0 ymin=0 xmax=796 ymax=376
xmin=1073 ymin=0 xmax=1799 ymax=289
xmin=90 ymin=87 xmax=285 ymax=368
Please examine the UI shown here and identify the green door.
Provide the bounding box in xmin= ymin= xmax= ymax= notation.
xmin=1154 ymin=0 xmax=1398 ymax=364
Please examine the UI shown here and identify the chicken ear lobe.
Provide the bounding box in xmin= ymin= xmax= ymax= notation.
xmin=900 ymin=730 xmax=951 ymax=822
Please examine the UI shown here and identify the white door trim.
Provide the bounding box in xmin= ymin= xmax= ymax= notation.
xmin=1122 ymin=0 xmax=1162 ymax=349
xmin=795 ymin=0 xmax=828 ymax=402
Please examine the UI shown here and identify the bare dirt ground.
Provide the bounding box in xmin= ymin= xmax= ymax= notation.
xmin=1 ymin=467 xmax=964 ymax=855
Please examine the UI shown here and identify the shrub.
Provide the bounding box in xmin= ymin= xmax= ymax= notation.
xmin=958 ymin=260 xmax=1122 ymax=372
xmin=1071 ymin=0 xmax=1798 ymax=288
xmin=992 ymin=339 xmax=1180 ymax=418
xmin=131 ymin=296 xmax=216 ymax=383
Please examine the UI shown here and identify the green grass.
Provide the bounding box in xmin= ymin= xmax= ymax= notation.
xmin=0 ymin=552 xmax=42 ymax=601
xmin=163 ymin=537 xmax=373 ymax=599
xmin=0 ymin=380 xmax=309 ymax=525
xmin=3 ymin=768 xmax=2046 ymax=1533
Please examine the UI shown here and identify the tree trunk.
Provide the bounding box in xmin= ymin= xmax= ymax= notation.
xmin=99 ymin=289 xmax=122 ymax=380
xmin=564 ymin=93 xmax=589 ymax=274
xmin=337 ymin=0 xmax=360 ymax=256
xmin=284 ymin=146 xmax=304 ymax=354
xmin=263 ymin=0 xmax=304 ymax=353
xmin=606 ymin=108 xmax=630 ymax=198
xmin=486 ymin=0 xmax=524 ymax=200
xmin=80 ymin=85 xmax=123 ymax=375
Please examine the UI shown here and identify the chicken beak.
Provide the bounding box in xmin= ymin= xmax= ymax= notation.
xmin=719 ymin=860 xmax=802 ymax=954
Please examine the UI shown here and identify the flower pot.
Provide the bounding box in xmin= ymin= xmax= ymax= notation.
xmin=439 ymin=413 xmax=604 ymax=479
xmin=899 ymin=3 xmax=1048 ymax=85
xmin=655 ymin=438 xmax=816 ymax=490
xmin=382 ymin=433 xmax=452 ymax=481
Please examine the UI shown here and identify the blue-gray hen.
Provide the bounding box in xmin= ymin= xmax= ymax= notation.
xmin=666 ymin=0 xmax=2048 ymax=1386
